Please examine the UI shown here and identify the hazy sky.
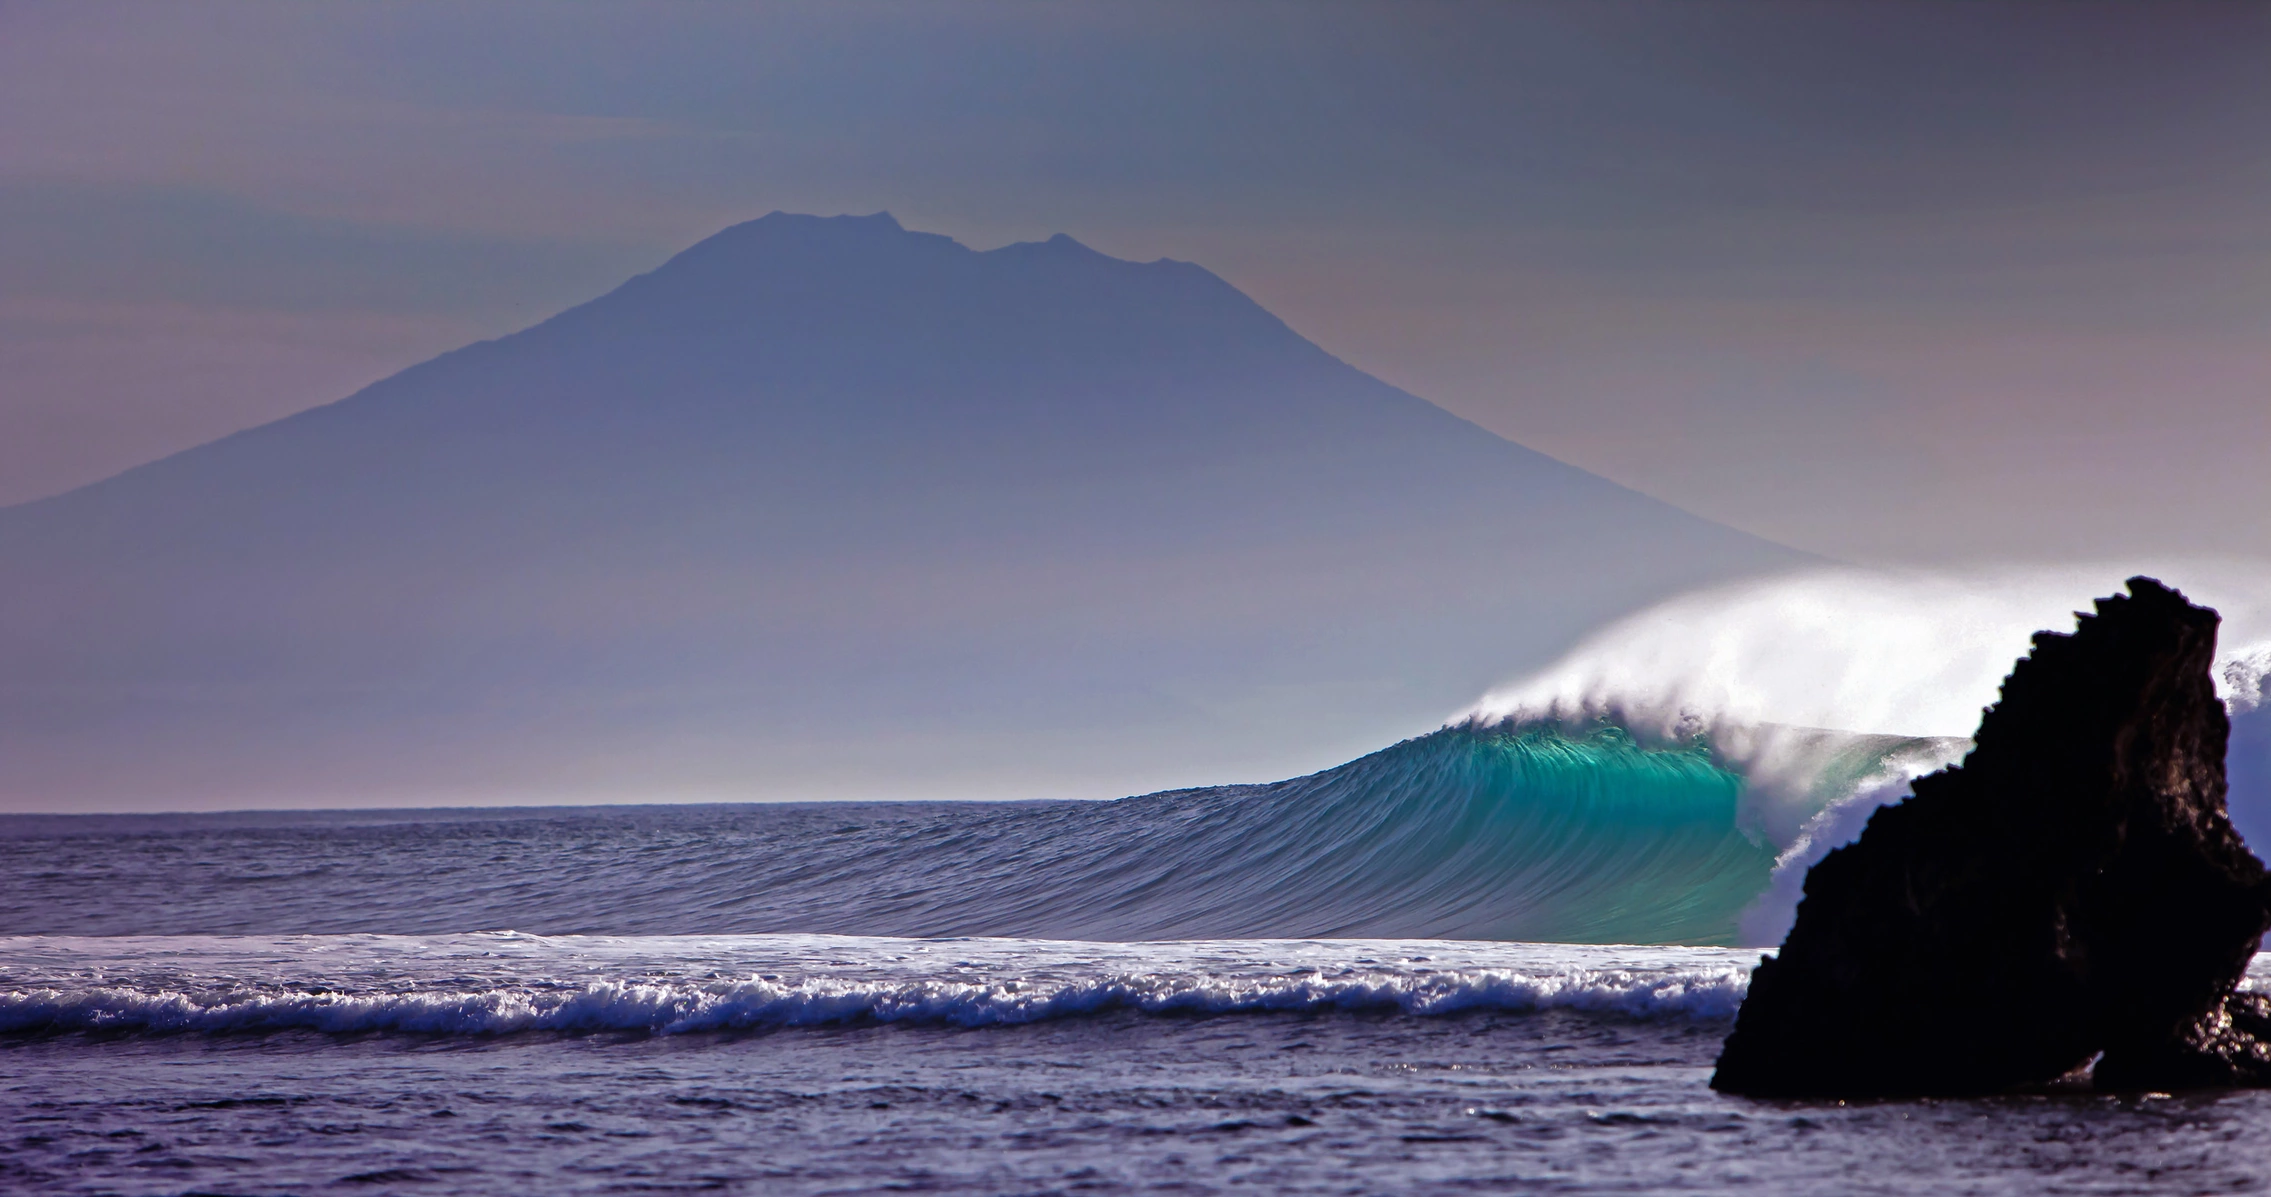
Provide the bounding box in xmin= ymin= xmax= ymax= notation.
xmin=4 ymin=1 xmax=2266 ymax=563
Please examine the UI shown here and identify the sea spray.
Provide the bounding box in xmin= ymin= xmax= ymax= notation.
xmin=1469 ymin=563 xmax=2271 ymax=741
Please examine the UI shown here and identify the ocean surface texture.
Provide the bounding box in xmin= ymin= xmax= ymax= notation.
xmin=11 ymin=782 xmax=2271 ymax=1195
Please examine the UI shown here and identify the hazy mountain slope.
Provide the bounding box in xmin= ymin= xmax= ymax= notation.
xmin=0 ymin=213 xmax=1808 ymax=809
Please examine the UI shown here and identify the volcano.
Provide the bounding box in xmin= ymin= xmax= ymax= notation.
xmin=0 ymin=212 xmax=1806 ymax=808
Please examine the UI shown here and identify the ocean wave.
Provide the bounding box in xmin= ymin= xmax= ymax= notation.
xmin=0 ymin=723 xmax=1874 ymax=947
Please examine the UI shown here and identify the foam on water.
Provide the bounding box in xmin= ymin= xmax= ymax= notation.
xmin=0 ymin=934 xmax=1752 ymax=1036
xmin=9 ymin=932 xmax=2268 ymax=1041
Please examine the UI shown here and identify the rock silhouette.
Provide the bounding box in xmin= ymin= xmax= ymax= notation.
xmin=1713 ymin=577 xmax=2271 ymax=1097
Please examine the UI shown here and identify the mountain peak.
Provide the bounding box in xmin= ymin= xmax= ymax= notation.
xmin=0 ymin=211 xmax=1806 ymax=809
xmin=752 ymin=209 xmax=904 ymax=232
xmin=537 ymin=211 xmax=1281 ymax=354
xmin=660 ymin=210 xmax=935 ymax=268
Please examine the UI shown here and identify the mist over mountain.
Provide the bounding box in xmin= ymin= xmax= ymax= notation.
xmin=0 ymin=212 xmax=1807 ymax=809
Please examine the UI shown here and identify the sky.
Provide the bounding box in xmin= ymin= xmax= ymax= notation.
xmin=3 ymin=1 xmax=2267 ymax=564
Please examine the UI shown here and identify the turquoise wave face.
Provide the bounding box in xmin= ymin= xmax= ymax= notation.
xmin=1423 ymin=726 xmax=1780 ymax=944
xmin=1127 ymin=723 xmax=1778 ymax=946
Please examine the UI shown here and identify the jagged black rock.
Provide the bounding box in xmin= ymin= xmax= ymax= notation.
xmin=1713 ymin=577 xmax=2271 ymax=1097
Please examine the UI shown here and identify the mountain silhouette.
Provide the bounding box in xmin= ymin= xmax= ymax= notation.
xmin=0 ymin=212 xmax=1807 ymax=809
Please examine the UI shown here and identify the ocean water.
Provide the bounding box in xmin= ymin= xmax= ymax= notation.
xmin=7 ymin=930 xmax=2271 ymax=1195
xmin=9 ymin=721 xmax=2271 ymax=1194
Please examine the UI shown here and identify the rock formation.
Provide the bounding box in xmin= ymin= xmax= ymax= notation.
xmin=1713 ymin=577 xmax=2271 ymax=1097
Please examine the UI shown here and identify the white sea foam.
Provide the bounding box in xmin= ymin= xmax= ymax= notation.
xmin=0 ymin=968 xmax=1751 ymax=1035
xmin=11 ymin=930 xmax=2265 ymax=1036
xmin=0 ymin=934 xmax=1753 ymax=1035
